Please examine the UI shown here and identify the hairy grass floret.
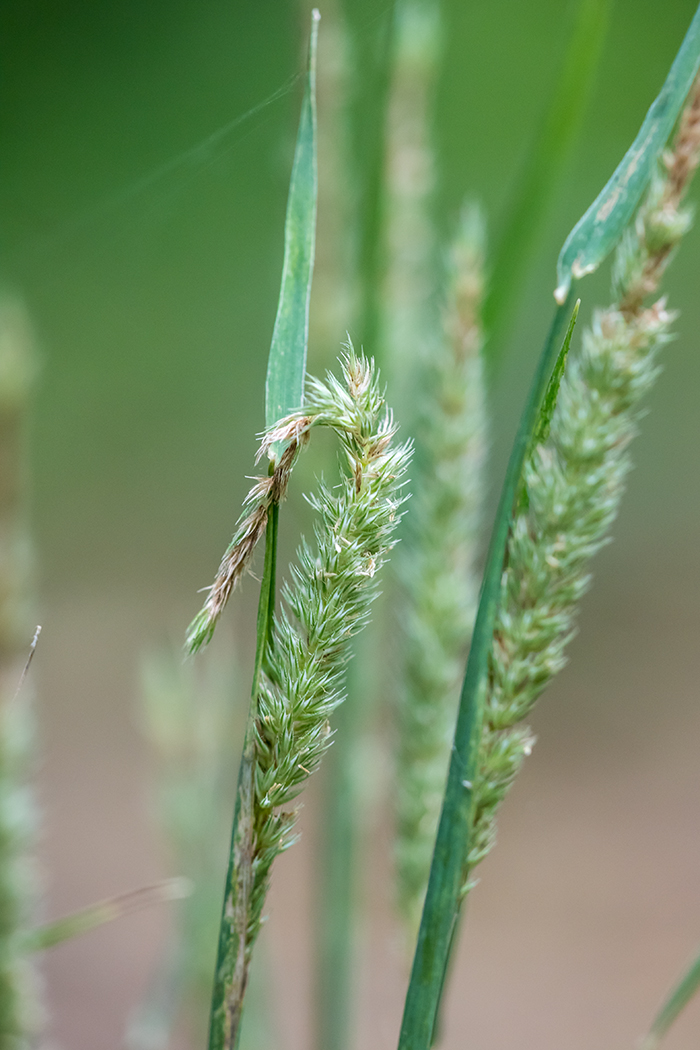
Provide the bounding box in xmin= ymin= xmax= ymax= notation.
xmin=246 ymin=351 xmax=411 ymax=944
xmin=207 ymin=352 xmax=411 ymax=1049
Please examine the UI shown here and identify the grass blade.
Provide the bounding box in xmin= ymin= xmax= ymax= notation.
xmin=641 ymin=946 xmax=700 ymax=1050
xmin=532 ymin=301 xmax=578 ymax=448
xmin=265 ymin=9 xmax=320 ymax=449
xmin=208 ymin=506 xmax=278 ymax=1050
xmin=186 ymin=11 xmax=318 ymax=653
xmin=397 ymin=290 xmax=578 ymax=1050
xmin=206 ymin=15 xmax=319 ymax=1047
xmin=484 ymin=0 xmax=610 ymax=358
xmin=555 ymin=2 xmax=700 ymax=302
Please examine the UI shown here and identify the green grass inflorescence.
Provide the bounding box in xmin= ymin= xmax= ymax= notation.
xmin=466 ymin=75 xmax=700 ymax=889
xmin=206 ymin=351 xmax=411 ymax=1048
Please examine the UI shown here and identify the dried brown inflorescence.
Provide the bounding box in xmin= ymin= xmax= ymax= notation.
xmin=186 ymin=417 xmax=312 ymax=653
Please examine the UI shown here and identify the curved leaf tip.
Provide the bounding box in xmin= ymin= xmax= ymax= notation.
xmin=554 ymin=2 xmax=700 ymax=302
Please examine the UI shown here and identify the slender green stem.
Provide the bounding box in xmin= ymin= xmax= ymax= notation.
xmin=309 ymin=10 xmax=361 ymax=1050
xmin=315 ymin=677 xmax=356 ymax=1050
xmin=208 ymin=505 xmax=278 ymax=1050
xmin=397 ymin=289 xmax=576 ymax=1050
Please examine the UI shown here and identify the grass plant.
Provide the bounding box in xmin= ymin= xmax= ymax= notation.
xmin=195 ymin=350 xmax=411 ymax=1049
xmin=399 ymin=14 xmax=700 ymax=1045
xmin=307 ymin=11 xmax=370 ymax=1050
xmin=191 ymin=7 xmax=700 ymax=1048
xmin=6 ymin=3 xmax=700 ymax=1049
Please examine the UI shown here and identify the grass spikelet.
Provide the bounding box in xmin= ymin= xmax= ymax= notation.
xmin=395 ymin=205 xmax=487 ymax=937
xmin=466 ymin=73 xmax=700 ymax=887
xmin=246 ymin=349 xmax=411 ymax=939
xmin=208 ymin=350 xmax=411 ymax=1049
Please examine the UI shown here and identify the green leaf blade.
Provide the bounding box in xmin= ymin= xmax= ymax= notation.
xmin=399 ymin=17 xmax=700 ymax=1034
xmin=185 ymin=12 xmax=319 ymax=657
xmin=265 ymin=9 xmax=320 ymax=453
xmin=555 ymin=2 xmax=700 ymax=302
xmin=206 ymin=16 xmax=319 ymax=1048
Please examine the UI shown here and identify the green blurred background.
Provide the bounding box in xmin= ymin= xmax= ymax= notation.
xmin=2 ymin=1 xmax=700 ymax=1048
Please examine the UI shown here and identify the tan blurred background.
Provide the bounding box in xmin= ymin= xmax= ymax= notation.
xmin=3 ymin=0 xmax=700 ymax=1048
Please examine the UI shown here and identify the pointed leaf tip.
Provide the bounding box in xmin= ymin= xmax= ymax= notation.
xmin=264 ymin=9 xmax=319 ymax=461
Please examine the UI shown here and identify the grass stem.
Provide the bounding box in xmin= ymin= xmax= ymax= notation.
xmin=208 ymin=506 xmax=279 ymax=1050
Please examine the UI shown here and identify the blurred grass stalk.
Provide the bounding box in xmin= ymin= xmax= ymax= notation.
xmin=641 ymin=941 xmax=700 ymax=1050
xmin=314 ymin=2 xmax=447 ymax=1043
xmin=0 ymin=295 xmax=40 ymax=1048
xmin=338 ymin=0 xmax=397 ymax=352
xmin=379 ymin=0 xmax=486 ymax=952
xmin=394 ymin=204 xmax=486 ymax=945
xmin=305 ymin=7 xmax=364 ymax=1050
